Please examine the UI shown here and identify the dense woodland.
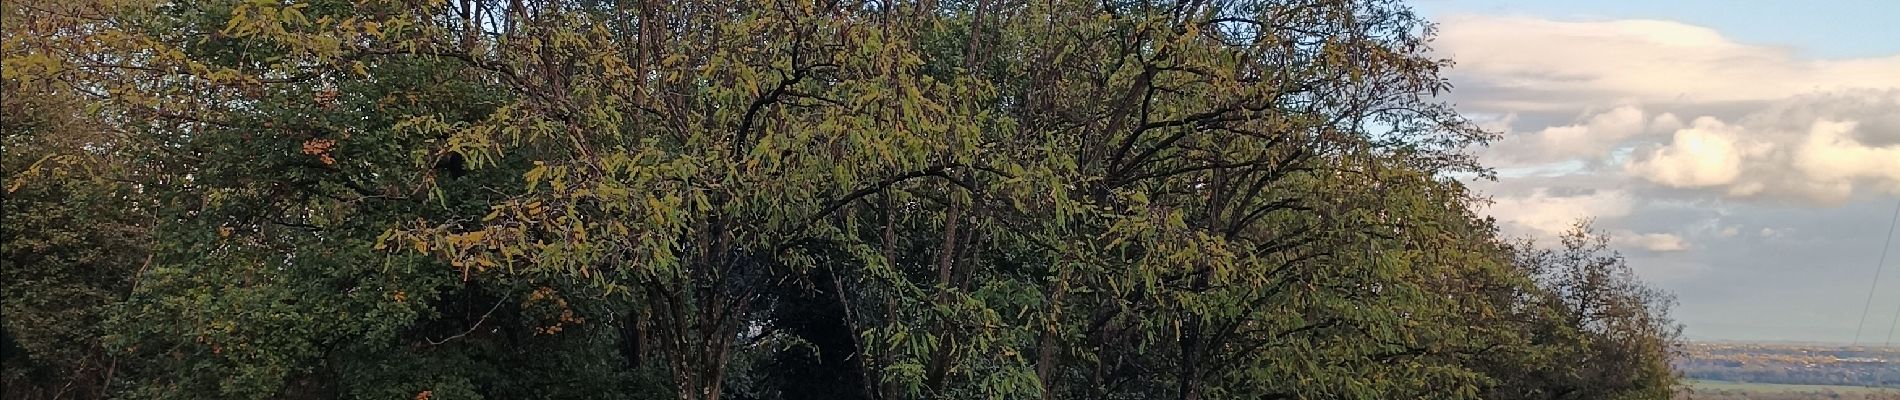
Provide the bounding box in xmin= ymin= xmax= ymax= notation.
xmin=2 ymin=0 xmax=1682 ymax=399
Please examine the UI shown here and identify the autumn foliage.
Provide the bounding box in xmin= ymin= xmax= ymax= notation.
xmin=3 ymin=0 xmax=1678 ymax=399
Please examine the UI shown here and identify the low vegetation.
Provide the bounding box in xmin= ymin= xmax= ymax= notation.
xmin=1682 ymin=380 xmax=1900 ymax=400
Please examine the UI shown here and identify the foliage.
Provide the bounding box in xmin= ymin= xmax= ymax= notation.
xmin=2 ymin=58 xmax=151 ymax=400
xmin=1473 ymin=222 xmax=1684 ymax=400
xmin=2 ymin=0 xmax=1679 ymax=399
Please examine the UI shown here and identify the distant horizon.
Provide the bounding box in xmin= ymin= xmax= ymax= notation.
xmin=1682 ymin=337 xmax=1900 ymax=347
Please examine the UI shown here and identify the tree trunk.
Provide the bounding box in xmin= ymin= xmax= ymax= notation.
xmin=923 ymin=200 xmax=962 ymax=391
xmin=1178 ymin=316 xmax=1202 ymax=400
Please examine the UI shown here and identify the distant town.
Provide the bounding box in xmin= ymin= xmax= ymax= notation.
xmin=1678 ymin=341 xmax=1900 ymax=399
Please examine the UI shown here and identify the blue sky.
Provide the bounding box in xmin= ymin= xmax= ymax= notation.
xmin=1405 ymin=1 xmax=1900 ymax=343
xmin=1412 ymin=0 xmax=1900 ymax=58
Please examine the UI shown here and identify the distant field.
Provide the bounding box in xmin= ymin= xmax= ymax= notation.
xmin=1687 ymin=379 xmax=1899 ymax=394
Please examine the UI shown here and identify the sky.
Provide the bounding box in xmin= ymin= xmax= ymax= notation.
xmin=1407 ymin=0 xmax=1900 ymax=343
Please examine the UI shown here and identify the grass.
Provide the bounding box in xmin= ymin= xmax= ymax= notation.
xmin=1687 ymin=379 xmax=1899 ymax=394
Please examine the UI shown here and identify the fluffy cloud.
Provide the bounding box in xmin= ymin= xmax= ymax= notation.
xmin=1446 ymin=16 xmax=1898 ymax=262
xmin=1436 ymin=16 xmax=1900 ymax=203
xmin=1480 ymin=187 xmax=1694 ymax=253
xmin=1793 ymin=120 xmax=1900 ymax=192
xmin=1432 ymin=12 xmax=1900 ymax=343
xmin=1484 ymin=188 xmax=1633 ymax=235
xmin=1617 ymin=93 xmax=1900 ymax=203
xmin=1625 ymin=117 xmax=1757 ymax=188
xmin=1434 ymin=16 xmax=1900 ymax=110
xmin=1485 ymin=106 xmax=1664 ymax=164
xmin=1534 ymin=106 xmax=1647 ymax=153
xmin=1615 ymin=232 xmax=1690 ymax=252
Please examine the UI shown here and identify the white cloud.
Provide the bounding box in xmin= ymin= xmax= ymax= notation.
xmin=1447 ymin=15 xmax=1898 ymax=275
xmin=1625 ymin=117 xmax=1759 ymax=188
xmin=1433 ymin=12 xmax=1900 ymax=343
xmin=1612 ymin=93 xmax=1900 ymax=204
xmin=1487 ymin=106 xmax=1654 ymax=164
xmin=1615 ymin=232 xmax=1690 ymax=252
xmin=1439 ymin=17 xmax=1900 ymax=203
xmin=1648 ymin=113 xmax=1684 ymax=135
xmin=1547 ymin=106 xmax=1648 ymax=151
xmin=1435 ymin=16 xmax=1900 ymax=110
xmin=1480 ymin=188 xmax=1692 ymax=254
xmin=1793 ymin=120 xmax=1900 ymax=192
xmin=1485 ymin=188 xmax=1633 ymax=235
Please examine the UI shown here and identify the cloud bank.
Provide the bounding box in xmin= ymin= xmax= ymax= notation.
xmin=1436 ymin=15 xmax=1900 ymax=109
xmin=1441 ymin=14 xmax=1900 ymax=282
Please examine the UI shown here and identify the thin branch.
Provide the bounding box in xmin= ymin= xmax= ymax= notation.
xmin=787 ymin=163 xmax=962 ymax=235
xmin=424 ymin=297 xmax=508 ymax=346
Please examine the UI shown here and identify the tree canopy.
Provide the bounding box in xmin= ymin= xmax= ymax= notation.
xmin=2 ymin=0 xmax=1680 ymax=399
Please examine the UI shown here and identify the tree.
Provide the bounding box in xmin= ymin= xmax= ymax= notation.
xmin=1476 ymin=221 xmax=1683 ymax=400
xmin=2 ymin=5 xmax=153 ymax=395
xmin=0 ymin=0 xmax=1682 ymax=399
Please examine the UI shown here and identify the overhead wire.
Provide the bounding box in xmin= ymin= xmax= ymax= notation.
xmin=1883 ymin=199 xmax=1900 ymax=347
xmin=1851 ymin=198 xmax=1900 ymax=346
